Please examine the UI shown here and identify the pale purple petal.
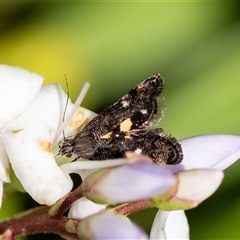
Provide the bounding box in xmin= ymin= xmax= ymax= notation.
xmin=150 ymin=210 xmax=189 ymax=240
xmin=82 ymin=163 xmax=176 ymax=204
xmin=77 ymin=212 xmax=148 ymax=240
xmin=169 ymin=135 xmax=240 ymax=172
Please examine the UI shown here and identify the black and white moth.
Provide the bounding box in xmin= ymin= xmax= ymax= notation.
xmin=58 ymin=74 xmax=183 ymax=165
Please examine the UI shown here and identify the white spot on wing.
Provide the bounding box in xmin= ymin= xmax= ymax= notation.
xmin=135 ymin=148 xmax=142 ymax=155
xmin=140 ymin=109 xmax=148 ymax=114
xmin=122 ymin=100 xmax=129 ymax=108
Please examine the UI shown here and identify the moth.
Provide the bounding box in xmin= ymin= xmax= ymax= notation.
xmin=58 ymin=74 xmax=183 ymax=165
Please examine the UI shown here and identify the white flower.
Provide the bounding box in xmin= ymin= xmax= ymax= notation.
xmin=150 ymin=210 xmax=189 ymax=240
xmin=0 ymin=65 xmax=95 ymax=205
xmin=0 ymin=65 xmax=43 ymax=185
xmin=69 ymin=197 xmax=106 ymax=219
xmin=1 ymin=83 xmax=73 ymax=205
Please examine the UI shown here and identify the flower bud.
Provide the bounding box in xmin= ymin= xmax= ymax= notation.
xmin=81 ymin=162 xmax=176 ymax=205
xmin=77 ymin=212 xmax=148 ymax=240
xmin=151 ymin=169 xmax=224 ymax=210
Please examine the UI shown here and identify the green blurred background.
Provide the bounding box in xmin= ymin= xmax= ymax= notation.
xmin=1 ymin=2 xmax=240 ymax=239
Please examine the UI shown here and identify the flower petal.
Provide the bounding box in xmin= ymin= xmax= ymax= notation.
xmin=175 ymin=169 xmax=224 ymax=203
xmin=81 ymin=163 xmax=176 ymax=205
xmin=151 ymin=169 xmax=223 ymax=210
xmin=60 ymin=159 xmax=129 ymax=174
xmin=150 ymin=210 xmax=189 ymax=240
xmin=0 ymin=65 xmax=43 ymax=183
xmin=1 ymin=84 xmax=72 ymax=205
xmin=0 ymin=181 xmax=3 ymax=208
xmin=0 ymin=139 xmax=10 ymax=182
xmin=77 ymin=212 xmax=148 ymax=240
xmin=169 ymin=134 xmax=240 ymax=172
xmin=0 ymin=65 xmax=43 ymax=128
xmin=68 ymin=197 xmax=106 ymax=219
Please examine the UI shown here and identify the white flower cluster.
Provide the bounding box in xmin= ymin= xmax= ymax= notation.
xmin=0 ymin=65 xmax=95 ymax=205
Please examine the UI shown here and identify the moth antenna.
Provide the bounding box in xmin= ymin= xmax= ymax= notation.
xmin=53 ymin=81 xmax=90 ymax=143
xmin=62 ymin=74 xmax=70 ymax=139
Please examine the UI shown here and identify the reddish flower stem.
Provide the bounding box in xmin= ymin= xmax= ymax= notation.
xmin=0 ymin=206 xmax=79 ymax=239
xmin=0 ymin=186 xmax=153 ymax=239
xmin=50 ymin=185 xmax=84 ymax=218
xmin=113 ymin=199 xmax=153 ymax=216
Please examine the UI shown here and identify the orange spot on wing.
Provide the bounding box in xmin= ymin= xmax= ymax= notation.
xmin=120 ymin=118 xmax=133 ymax=132
xmin=100 ymin=132 xmax=112 ymax=139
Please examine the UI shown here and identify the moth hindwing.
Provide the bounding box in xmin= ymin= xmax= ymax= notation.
xmin=59 ymin=74 xmax=183 ymax=165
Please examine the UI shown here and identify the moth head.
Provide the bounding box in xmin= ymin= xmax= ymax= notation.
xmin=58 ymin=137 xmax=74 ymax=158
